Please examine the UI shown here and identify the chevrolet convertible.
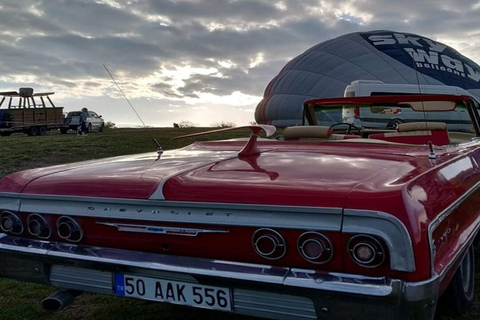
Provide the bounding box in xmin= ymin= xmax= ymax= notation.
xmin=1 ymin=94 xmax=480 ymax=320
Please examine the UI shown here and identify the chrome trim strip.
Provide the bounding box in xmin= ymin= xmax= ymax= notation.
xmin=0 ymin=194 xmax=21 ymax=211
xmin=427 ymin=180 xmax=480 ymax=276
xmin=0 ymin=234 xmax=56 ymax=254
xmin=429 ymin=181 xmax=480 ymax=232
xmin=286 ymin=268 xmax=401 ymax=296
xmin=0 ymin=235 xmax=290 ymax=285
xmin=0 ymin=193 xmax=343 ymax=231
xmin=342 ymin=209 xmax=415 ymax=272
xmin=97 ymin=222 xmax=229 ymax=236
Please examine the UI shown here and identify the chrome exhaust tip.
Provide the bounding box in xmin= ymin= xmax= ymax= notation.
xmin=42 ymin=290 xmax=82 ymax=312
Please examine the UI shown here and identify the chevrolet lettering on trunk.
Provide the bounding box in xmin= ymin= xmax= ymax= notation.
xmin=2 ymin=94 xmax=480 ymax=319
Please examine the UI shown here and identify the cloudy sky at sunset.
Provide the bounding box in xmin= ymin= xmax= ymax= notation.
xmin=1 ymin=0 xmax=480 ymax=127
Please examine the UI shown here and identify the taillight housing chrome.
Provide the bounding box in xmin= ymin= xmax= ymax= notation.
xmin=348 ymin=235 xmax=386 ymax=268
xmin=27 ymin=213 xmax=51 ymax=239
xmin=57 ymin=216 xmax=83 ymax=242
xmin=297 ymin=231 xmax=333 ymax=264
xmin=0 ymin=211 xmax=23 ymax=234
xmin=252 ymin=228 xmax=286 ymax=260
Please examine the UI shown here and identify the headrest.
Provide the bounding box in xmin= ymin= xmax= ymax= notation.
xmin=283 ymin=126 xmax=333 ymax=139
xmin=397 ymin=122 xmax=447 ymax=132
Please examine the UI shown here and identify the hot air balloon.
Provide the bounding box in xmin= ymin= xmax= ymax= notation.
xmin=255 ymin=30 xmax=480 ymax=126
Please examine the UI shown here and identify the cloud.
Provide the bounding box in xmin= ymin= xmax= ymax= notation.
xmin=1 ymin=0 xmax=480 ymax=127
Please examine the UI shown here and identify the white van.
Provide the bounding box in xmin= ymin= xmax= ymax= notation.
xmin=342 ymin=80 xmax=479 ymax=131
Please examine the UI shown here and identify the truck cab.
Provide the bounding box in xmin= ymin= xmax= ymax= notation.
xmin=342 ymin=80 xmax=480 ymax=130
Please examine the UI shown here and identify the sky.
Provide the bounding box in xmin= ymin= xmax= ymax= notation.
xmin=1 ymin=0 xmax=480 ymax=128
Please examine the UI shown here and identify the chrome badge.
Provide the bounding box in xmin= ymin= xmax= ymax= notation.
xmin=97 ymin=222 xmax=228 ymax=237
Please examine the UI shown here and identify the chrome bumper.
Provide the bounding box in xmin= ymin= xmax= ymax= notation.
xmin=0 ymin=234 xmax=438 ymax=320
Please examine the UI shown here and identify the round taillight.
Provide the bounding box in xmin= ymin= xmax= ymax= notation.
xmin=252 ymin=228 xmax=286 ymax=260
xmin=57 ymin=216 xmax=83 ymax=242
xmin=27 ymin=214 xmax=51 ymax=239
xmin=0 ymin=211 xmax=23 ymax=234
xmin=297 ymin=232 xmax=333 ymax=264
xmin=348 ymin=235 xmax=386 ymax=268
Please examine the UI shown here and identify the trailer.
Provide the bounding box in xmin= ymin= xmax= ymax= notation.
xmin=0 ymin=88 xmax=67 ymax=136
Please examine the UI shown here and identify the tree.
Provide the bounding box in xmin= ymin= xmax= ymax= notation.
xmin=211 ymin=121 xmax=236 ymax=128
xmin=178 ymin=120 xmax=197 ymax=128
xmin=104 ymin=121 xmax=116 ymax=129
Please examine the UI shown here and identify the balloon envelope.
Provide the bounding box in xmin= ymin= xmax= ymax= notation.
xmin=255 ymin=30 xmax=480 ymax=126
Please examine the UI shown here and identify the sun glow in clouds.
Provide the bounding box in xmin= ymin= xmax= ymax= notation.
xmin=27 ymin=5 xmax=44 ymax=16
xmin=217 ymin=60 xmax=237 ymax=69
xmin=159 ymin=65 xmax=219 ymax=91
xmin=249 ymin=53 xmax=265 ymax=68
xmin=95 ymin=0 xmax=122 ymax=9
xmin=306 ymin=1 xmax=372 ymax=25
xmin=104 ymin=63 xmax=261 ymax=124
xmin=184 ymin=91 xmax=261 ymax=107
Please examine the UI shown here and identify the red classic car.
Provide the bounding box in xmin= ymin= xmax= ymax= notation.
xmin=1 ymin=94 xmax=480 ymax=320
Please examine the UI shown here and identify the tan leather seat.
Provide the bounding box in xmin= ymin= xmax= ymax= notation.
xmin=396 ymin=122 xmax=447 ymax=132
xmin=369 ymin=122 xmax=449 ymax=146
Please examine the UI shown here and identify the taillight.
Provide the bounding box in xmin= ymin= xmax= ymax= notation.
xmin=252 ymin=228 xmax=286 ymax=260
xmin=57 ymin=216 xmax=83 ymax=242
xmin=0 ymin=211 xmax=23 ymax=234
xmin=297 ymin=232 xmax=333 ymax=264
xmin=347 ymin=235 xmax=385 ymax=268
xmin=27 ymin=213 xmax=52 ymax=239
xmin=354 ymin=107 xmax=360 ymax=118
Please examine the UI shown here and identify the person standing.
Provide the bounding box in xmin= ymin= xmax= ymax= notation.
xmin=78 ymin=107 xmax=89 ymax=136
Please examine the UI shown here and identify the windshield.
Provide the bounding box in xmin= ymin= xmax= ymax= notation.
xmin=334 ymin=102 xmax=474 ymax=134
xmin=298 ymin=95 xmax=480 ymax=146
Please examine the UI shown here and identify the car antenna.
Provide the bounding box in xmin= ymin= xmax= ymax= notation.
xmin=104 ymin=64 xmax=163 ymax=157
xmin=428 ymin=141 xmax=436 ymax=165
xmin=103 ymin=64 xmax=146 ymax=127
xmin=153 ymin=138 xmax=164 ymax=160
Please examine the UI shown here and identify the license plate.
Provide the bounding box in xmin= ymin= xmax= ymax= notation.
xmin=114 ymin=274 xmax=232 ymax=311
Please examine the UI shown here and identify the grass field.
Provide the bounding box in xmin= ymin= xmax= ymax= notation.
xmin=0 ymin=128 xmax=479 ymax=320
